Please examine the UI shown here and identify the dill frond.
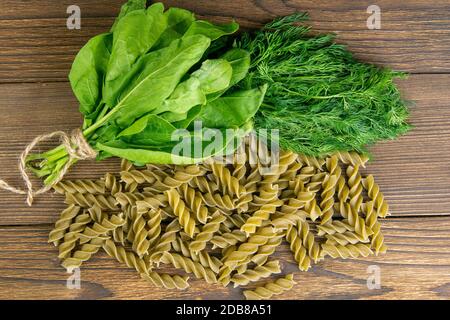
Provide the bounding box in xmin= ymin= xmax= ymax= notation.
xmin=236 ymin=13 xmax=411 ymax=157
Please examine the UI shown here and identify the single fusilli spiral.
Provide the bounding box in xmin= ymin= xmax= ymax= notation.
xmin=149 ymin=165 xmax=205 ymax=192
xmin=337 ymin=175 xmax=350 ymax=203
xmin=179 ymin=184 xmax=209 ymax=224
xmin=171 ymin=238 xmax=223 ymax=274
xmin=304 ymin=198 xmax=322 ymax=222
xmin=271 ymin=211 xmax=306 ymax=231
xmin=363 ymin=175 xmax=389 ymax=218
xmin=166 ymin=188 xmax=196 ymax=238
xmin=141 ymin=272 xmax=190 ymax=290
xmin=188 ymin=176 xmax=218 ymax=194
xmin=223 ymin=227 xmax=275 ymax=268
xmin=334 ymin=151 xmax=369 ymax=167
xmin=160 ymin=252 xmax=217 ymax=284
xmin=338 ymin=202 xmax=371 ymax=240
xmin=325 ymin=231 xmax=370 ymax=246
xmin=189 ymin=212 xmax=226 ymax=253
xmin=87 ymin=205 xmax=105 ymax=223
xmin=307 ymin=171 xmax=327 ymax=193
xmin=316 ymin=220 xmax=355 ymax=236
xmin=243 ymin=274 xmax=296 ymax=300
xmin=130 ymin=207 xmax=152 ymax=258
xmin=115 ymin=192 xmax=153 ymax=209
xmin=370 ymin=222 xmax=387 ymax=255
xmin=286 ymin=224 xmax=310 ymax=271
xmin=321 ymin=243 xmax=373 ymax=259
xmin=211 ymin=230 xmax=248 ymax=249
xmin=362 ymin=201 xmax=378 ymax=230
xmin=224 ymin=213 xmax=251 ymax=230
xmin=120 ymin=159 xmax=137 ymax=192
xmin=48 ymin=205 xmax=81 ymax=246
xmin=319 ymin=174 xmax=338 ymax=225
xmin=62 ymin=237 xmax=106 ymax=269
xmin=297 ymin=154 xmax=325 ymax=169
xmin=102 ymin=239 xmax=149 ymax=274
xmin=346 ymin=165 xmax=364 ymax=213
xmin=65 ymin=193 xmax=118 ymax=211
xmin=208 ymin=162 xmax=245 ymax=197
xmin=120 ymin=169 xmax=162 ymax=186
xmin=54 ymin=179 xmax=105 ymax=195
xmin=251 ymin=232 xmax=284 ymax=266
xmin=217 ymin=265 xmax=233 ymax=287
xmin=57 ymin=212 xmax=91 ymax=260
xmin=149 ymin=220 xmax=181 ymax=263
xmin=201 ymin=192 xmax=235 ymax=211
xmin=298 ymin=221 xmax=321 ymax=263
xmin=231 ymin=260 xmax=281 ymax=287
xmin=78 ymin=213 xmax=126 ymax=244
xmin=105 ymin=173 xmax=122 ymax=195
xmin=145 ymin=208 xmax=162 ymax=249
xmin=295 ymin=166 xmax=316 ymax=184
xmin=241 ymin=202 xmax=280 ymax=235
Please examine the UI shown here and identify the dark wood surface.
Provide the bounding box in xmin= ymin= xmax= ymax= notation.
xmin=0 ymin=0 xmax=449 ymax=300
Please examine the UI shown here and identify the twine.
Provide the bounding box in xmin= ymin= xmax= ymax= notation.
xmin=0 ymin=129 xmax=97 ymax=206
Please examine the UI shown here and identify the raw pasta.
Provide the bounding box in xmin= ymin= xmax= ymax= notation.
xmin=141 ymin=272 xmax=190 ymax=290
xmin=189 ymin=212 xmax=226 ymax=253
xmin=48 ymin=205 xmax=81 ymax=246
xmin=57 ymin=212 xmax=91 ymax=260
xmin=49 ymin=138 xmax=391 ymax=299
xmin=54 ymin=179 xmax=105 ymax=195
xmin=160 ymin=252 xmax=217 ymax=284
xmin=78 ymin=213 xmax=126 ymax=244
xmin=65 ymin=193 xmax=118 ymax=211
xmin=231 ymin=260 xmax=281 ymax=287
xmin=243 ymin=274 xmax=296 ymax=300
xmin=166 ymin=188 xmax=197 ymax=238
xmin=103 ymin=239 xmax=149 ymax=274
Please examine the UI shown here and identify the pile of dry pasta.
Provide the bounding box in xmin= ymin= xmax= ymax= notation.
xmin=49 ymin=139 xmax=388 ymax=300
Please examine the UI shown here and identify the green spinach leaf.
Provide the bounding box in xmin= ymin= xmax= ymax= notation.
xmin=104 ymin=4 xmax=167 ymax=106
xmin=221 ymin=48 xmax=250 ymax=87
xmin=191 ymin=59 xmax=232 ymax=95
xmin=206 ymin=48 xmax=251 ymax=101
xmin=109 ymin=35 xmax=211 ymax=128
xmin=197 ymin=84 xmax=267 ymax=128
xmin=172 ymin=105 xmax=203 ymax=129
xmin=154 ymin=7 xmax=196 ymax=49
xmin=184 ymin=20 xmax=239 ymax=41
xmin=110 ymin=0 xmax=147 ymax=32
xmin=118 ymin=114 xmax=177 ymax=146
xmin=154 ymin=77 xmax=206 ymax=115
xmin=69 ymin=33 xmax=112 ymax=116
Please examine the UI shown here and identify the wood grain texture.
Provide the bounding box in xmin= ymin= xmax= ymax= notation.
xmin=0 ymin=0 xmax=449 ymax=83
xmin=1 ymin=74 xmax=449 ymax=225
xmin=0 ymin=0 xmax=449 ymax=300
xmin=0 ymin=217 xmax=449 ymax=300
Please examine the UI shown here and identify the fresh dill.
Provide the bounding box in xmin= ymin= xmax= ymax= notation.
xmin=236 ymin=13 xmax=411 ymax=156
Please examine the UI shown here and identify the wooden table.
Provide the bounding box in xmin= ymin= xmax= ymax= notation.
xmin=0 ymin=0 xmax=449 ymax=300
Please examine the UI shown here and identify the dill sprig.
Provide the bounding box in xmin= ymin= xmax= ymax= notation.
xmin=236 ymin=13 xmax=411 ymax=156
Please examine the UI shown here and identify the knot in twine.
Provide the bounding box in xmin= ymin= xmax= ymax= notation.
xmin=0 ymin=129 xmax=97 ymax=206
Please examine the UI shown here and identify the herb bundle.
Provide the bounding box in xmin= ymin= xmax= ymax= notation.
xmin=28 ymin=1 xmax=264 ymax=186
xmin=25 ymin=1 xmax=410 ymax=187
xmin=237 ymin=13 xmax=410 ymax=156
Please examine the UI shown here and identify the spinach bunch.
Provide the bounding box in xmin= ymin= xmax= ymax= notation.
xmin=27 ymin=1 xmax=266 ymax=186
